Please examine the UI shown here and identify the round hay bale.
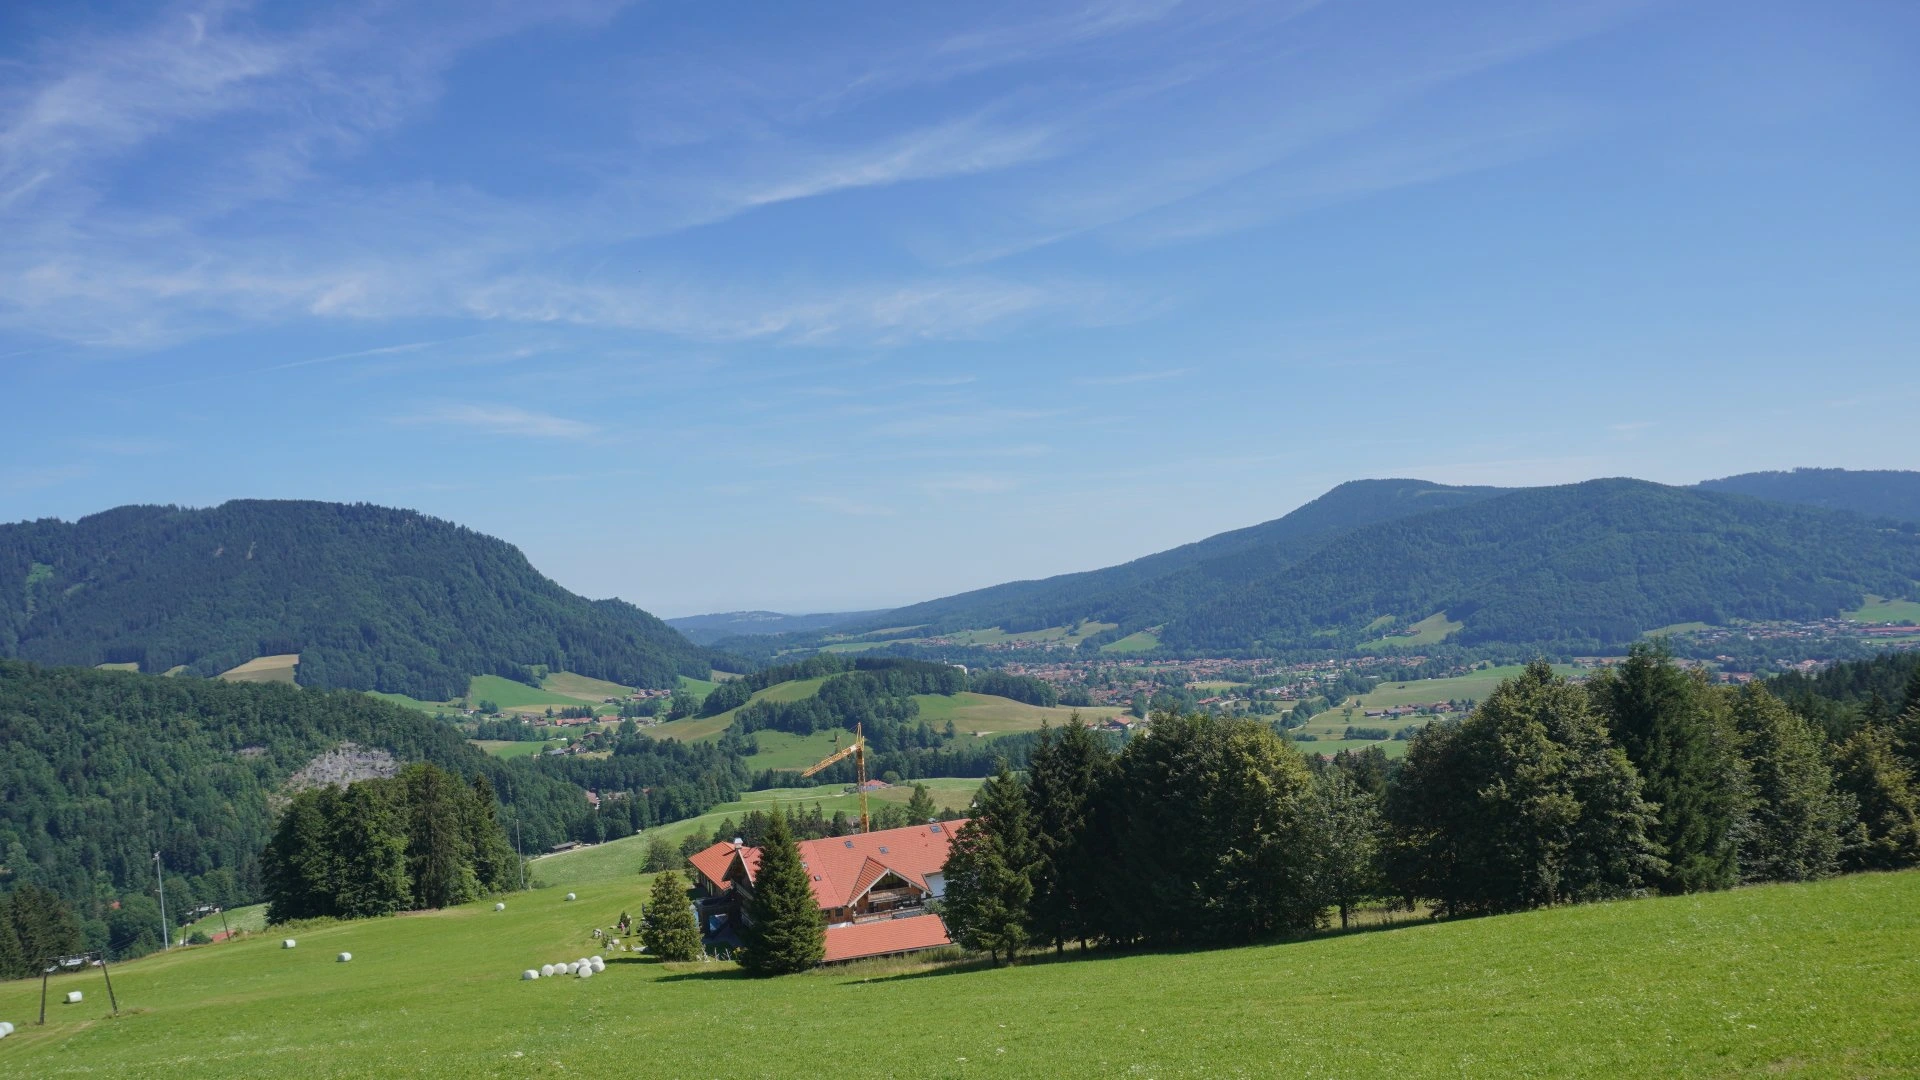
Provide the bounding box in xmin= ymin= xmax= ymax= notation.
xmin=337 ymin=952 xmax=352 ymax=963
xmin=577 ymin=965 xmax=593 ymax=980
xmin=522 ymin=969 xmax=540 ymax=981
xmin=283 ymin=939 xmax=297 ymax=949
xmin=494 ymin=902 xmax=506 ymax=912
xmin=564 ymin=892 xmax=576 ymax=902
xmin=565 ymin=962 xmax=578 ymax=974
xmin=65 ymin=991 xmax=84 ymax=1004
xmin=540 ymin=964 xmax=556 ymax=977
xmin=589 ymin=956 xmax=605 ymax=972
xmin=1 ymin=1021 xmax=15 ymax=1037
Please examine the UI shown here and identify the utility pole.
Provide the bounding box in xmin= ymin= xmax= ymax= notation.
xmin=97 ymin=952 xmax=120 ymax=1014
xmin=153 ymin=851 xmax=169 ymax=950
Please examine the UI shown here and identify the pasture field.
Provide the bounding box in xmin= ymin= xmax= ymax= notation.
xmin=93 ymin=662 xmax=140 ymax=672
xmin=470 ymin=740 xmax=558 ymax=760
xmin=908 ymin=692 xmax=1123 ymax=734
xmin=1101 ymin=629 xmax=1160 ymax=653
xmin=3 ymin=860 xmax=1914 ymax=1078
xmin=1644 ymin=621 xmax=1714 ymax=637
xmin=1358 ymin=611 xmax=1463 ymax=650
xmin=1296 ymin=664 xmax=1584 ymax=750
xmin=1848 ymin=596 xmax=1920 ymax=623
xmin=739 ymin=729 xmax=849 ymax=771
xmin=651 ymin=677 xmax=832 ymax=741
xmin=466 ymin=674 xmax=595 ymax=713
xmin=182 ymin=903 xmax=267 ymax=941
xmin=216 ymin=653 xmax=300 ymax=684
xmin=538 ymin=672 xmax=635 ymax=701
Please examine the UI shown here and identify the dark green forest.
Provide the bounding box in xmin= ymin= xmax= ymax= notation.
xmin=717 ymin=476 xmax=1920 ymax=661
xmin=1700 ymin=468 xmax=1920 ymax=524
xmin=0 ymin=500 xmax=718 ymax=699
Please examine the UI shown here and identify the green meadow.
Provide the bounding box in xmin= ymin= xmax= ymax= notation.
xmin=652 ymin=679 xmax=1121 ymax=748
xmin=4 ymin=855 xmax=1914 ymax=1077
xmin=1295 ymin=664 xmax=1586 ymax=756
xmin=1847 ymin=596 xmax=1920 ymax=623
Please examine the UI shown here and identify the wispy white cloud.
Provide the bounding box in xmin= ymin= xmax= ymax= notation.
xmin=391 ymin=404 xmax=599 ymax=440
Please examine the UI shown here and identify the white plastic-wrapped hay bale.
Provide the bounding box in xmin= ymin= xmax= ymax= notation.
xmin=540 ymin=964 xmax=556 ymax=978
xmin=283 ymin=939 xmax=297 ymax=949
xmin=589 ymin=956 xmax=605 ymax=973
xmin=564 ymin=892 xmax=576 ymax=902
xmin=521 ymin=969 xmax=540 ymax=981
xmin=337 ymin=952 xmax=352 ymax=963
xmin=0 ymin=1020 xmax=15 ymax=1037
xmin=576 ymin=965 xmax=593 ymax=980
xmin=495 ymin=902 xmax=506 ymax=911
xmin=65 ymin=991 xmax=84 ymax=1004
xmin=564 ymin=961 xmax=578 ymax=974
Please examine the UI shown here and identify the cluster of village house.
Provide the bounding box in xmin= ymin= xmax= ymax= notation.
xmin=687 ymin=821 xmax=962 ymax=964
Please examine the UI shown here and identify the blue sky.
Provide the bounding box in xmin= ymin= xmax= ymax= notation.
xmin=2 ymin=0 xmax=1916 ymax=616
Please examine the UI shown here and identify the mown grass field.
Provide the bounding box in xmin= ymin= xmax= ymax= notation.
xmin=4 ymin=860 xmax=1915 ymax=1078
xmin=1100 ymin=629 xmax=1160 ymax=653
xmin=216 ymin=653 xmax=300 ymax=684
xmin=1848 ymin=595 xmax=1920 ymax=623
xmin=653 ymin=680 xmax=1117 ymax=748
xmin=470 ymin=740 xmax=558 ymax=760
xmin=182 ymin=904 xmax=267 ymax=941
xmin=1357 ymin=611 xmax=1463 ymax=650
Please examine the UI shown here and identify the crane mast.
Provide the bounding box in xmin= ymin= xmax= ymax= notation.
xmin=800 ymin=723 xmax=869 ymax=833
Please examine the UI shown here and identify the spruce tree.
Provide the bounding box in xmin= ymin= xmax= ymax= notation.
xmin=1730 ymin=684 xmax=1850 ymax=882
xmin=330 ymin=781 xmax=410 ymax=918
xmin=640 ymin=871 xmax=703 ymax=962
xmin=0 ymin=892 xmax=27 ymax=979
xmin=1024 ymin=719 xmax=1115 ymax=953
xmin=1833 ymin=725 xmax=1920 ymax=871
xmin=943 ymin=766 xmax=1035 ymax=964
xmin=738 ymin=808 xmax=824 ymax=975
xmin=1588 ymin=644 xmax=1743 ymax=893
xmin=905 ymin=783 xmax=939 ymax=823
xmin=404 ymin=763 xmax=476 ymax=909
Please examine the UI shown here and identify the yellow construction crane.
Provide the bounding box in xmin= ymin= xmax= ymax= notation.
xmin=801 ymin=723 xmax=869 ymax=833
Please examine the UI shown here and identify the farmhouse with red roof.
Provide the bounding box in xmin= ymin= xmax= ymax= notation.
xmin=687 ymin=820 xmax=964 ymax=964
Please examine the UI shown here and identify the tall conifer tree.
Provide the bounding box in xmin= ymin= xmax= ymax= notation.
xmin=943 ymin=766 xmax=1035 ymax=965
xmin=1833 ymin=726 xmax=1920 ymax=871
xmin=739 ymin=808 xmax=824 ymax=975
xmin=1589 ymin=644 xmax=1743 ymax=893
xmin=1024 ymin=719 xmax=1114 ymax=953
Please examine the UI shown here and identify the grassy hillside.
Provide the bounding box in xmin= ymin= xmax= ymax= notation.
xmin=1294 ymin=664 xmax=1584 ymax=757
xmin=4 ymin=859 xmax=1914 ymax=1076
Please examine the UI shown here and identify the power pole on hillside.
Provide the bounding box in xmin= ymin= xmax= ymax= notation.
xmin=153 ymin=851 xmax=169 ymax=951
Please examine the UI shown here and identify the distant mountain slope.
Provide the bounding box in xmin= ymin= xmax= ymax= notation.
xmin=667 ymin=609 xmax=881 ymax=644
xmin=1698 ymin=468 xmax=1920 ymax=523
xmin=835 ymin=479 xmax=1509 ymax=637
xmin=0 ymin=501 xmax=713 ymax=699
xmin=1157 ymin=479 xmax=1920 ymax=652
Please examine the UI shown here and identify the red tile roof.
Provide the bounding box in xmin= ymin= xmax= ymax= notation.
xmin=687 ymin=841 xmax=759 ymax=893
xmin=821 ymin=913 xmax=953 ymax=963
xmin=795 ymin=821 xmax=963 ymax=911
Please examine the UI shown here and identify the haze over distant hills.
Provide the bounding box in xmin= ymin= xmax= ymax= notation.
xmin=666 ymin=609 xmax=884 ymax=645
xmin=1699 ymin=469 xmax=1920 ymax=524
xmin=696 ymin=469 xmax=1920 ymax=657
xmin=0 ymin=501 xmax=716 ymax=700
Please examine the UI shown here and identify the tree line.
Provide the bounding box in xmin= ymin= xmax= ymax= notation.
xmin=937 ymin=647 xmax=1920 ymax=963
xmin=261 ymin=764 xmax=521 ymax=922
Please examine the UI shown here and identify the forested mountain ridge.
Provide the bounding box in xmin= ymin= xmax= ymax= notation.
xmin=0 ymin=500 xmax=714 ymax=699
xmin=1156 ymin=479 xmax=1920 ymax=653
xmin=823 ymin=479 xmax=1508 ymax=639
xmin=1699 ymin=468 xmax=1920 ymax=523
